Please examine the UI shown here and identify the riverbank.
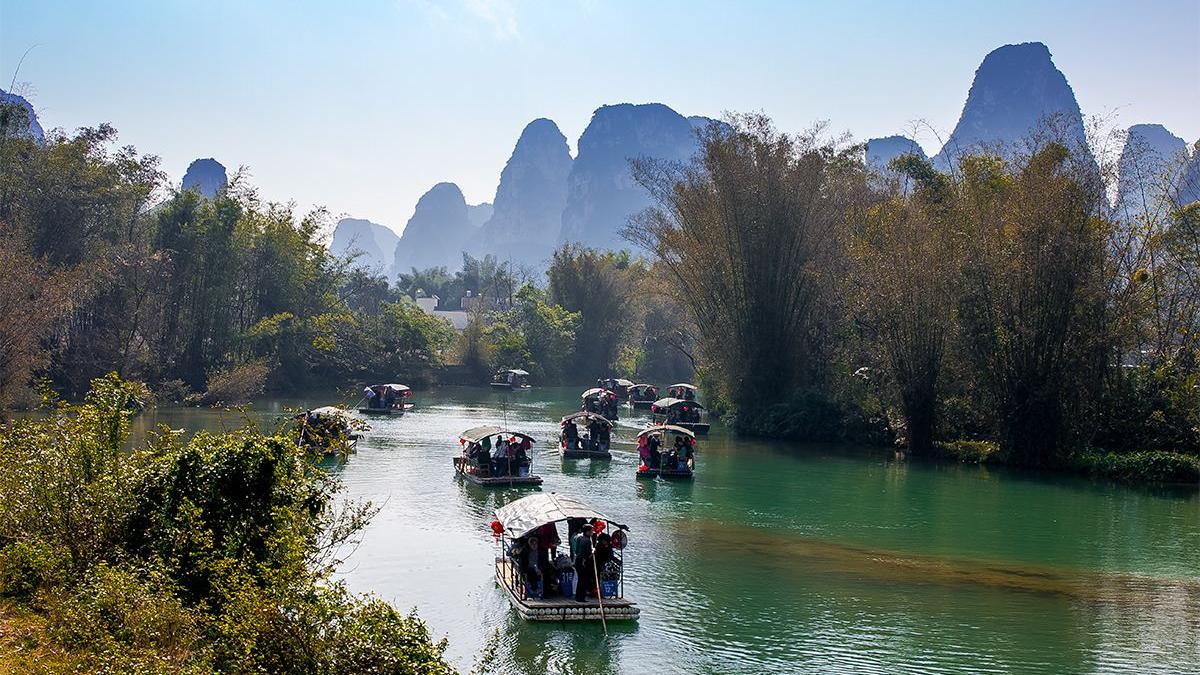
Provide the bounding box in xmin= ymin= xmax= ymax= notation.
xmin=931 ymin=439 xmax=1200 ymax=485
xmin=0 ymin=375 xmax=453 ymax=674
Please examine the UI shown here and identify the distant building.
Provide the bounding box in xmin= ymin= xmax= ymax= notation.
xmin=416 ymin=295 xmax=439 ymax=313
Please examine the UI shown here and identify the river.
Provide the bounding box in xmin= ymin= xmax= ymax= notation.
xmin=133 ymin=386 xmax=1200 ymax=674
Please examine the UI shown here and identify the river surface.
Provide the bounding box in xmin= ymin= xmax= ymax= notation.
xmin=135 ymin=386 xmax=1200 ymax=674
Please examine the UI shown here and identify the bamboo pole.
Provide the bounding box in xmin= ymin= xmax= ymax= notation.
xmin=589 ymin=531 xmax=608 ymax=636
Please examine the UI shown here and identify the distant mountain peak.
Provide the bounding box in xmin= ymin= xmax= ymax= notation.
xmin=392 ymin=182 xmax=474 ymax=274
xmin=0 ymin=88 xmax=44 ymax=142
xmin=866 ymin=135 xmax=928 ymax=172
xmin=182 ymin=158 xmax=228 ymax=198
xmin=473 ymin=117 xmax=573 ymax=265
xmin=560 ymin=102 xmax=700 ymax=250
xmin=331 ymin=217 xmax=399 ymax=274
xmin=933 ymin=41 xmax=1086 ymax=169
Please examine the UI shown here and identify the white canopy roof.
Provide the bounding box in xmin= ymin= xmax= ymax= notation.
xmin=669 ymin=383 xmax=697 ymax=390
xmin=494 ymin=493 xmax=627 ymax=539
xmin=459 ymin=425 xmax=536 ymax=444
xmin=581 ymin=387 xmax=610 ymax=398
xmin=560 ymin=411 xmax=613 ymax=427
xmin=637 ymin=424 xmax=696 ymax=439
xmin=652 ymin=397 xmax=705 ymax=410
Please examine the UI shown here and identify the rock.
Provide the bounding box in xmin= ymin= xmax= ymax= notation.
xmin=560 ymin=103 xmax=701 ymax=251
xmin=932 ymin=42 xmax=1087 ymax=171
xmin=1177 ymin=141 xmax=1200 ymax=207
xmin=331 ymin=217 xmax=399 ymax=273
xmin=865 ymin=135 xmax=928 ymax=173
xmin=475 ymin=118 xmax=573 ymax=265
xmin=467 ymin=203 xmax=494 ymax=228
xmin=181 ymin=158 xmax=228 ymax=198
xmin=1115 ymin=124 xmax=1188 ymax=220
xmin=392 ymin=182 xmax=474 ymax=274
xmin=0 ymin=88 xmax=44 ymax=142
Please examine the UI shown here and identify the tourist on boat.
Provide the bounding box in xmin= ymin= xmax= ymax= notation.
xmin=597 ymin=423 xmax=611 ymax=452
xmin=587 ymin=418 xmax=603 ymax=449
xmin=647 ymin=433 xmax=662 ymax=469
xmin=511 ymin=535 xmax=543 ymax=596
xmin=563 ymin=420 xmax=579 ymax=450
xmin=491 ymin=439 xmax=509 ymax=476
xmin=572 ymin=526 xmax=595 ymax=602
xmin=637 ymin=435 xmax=650 ymax=466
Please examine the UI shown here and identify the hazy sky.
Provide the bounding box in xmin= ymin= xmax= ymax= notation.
xmin=3 ymin=0 xmax=1198 ymax=235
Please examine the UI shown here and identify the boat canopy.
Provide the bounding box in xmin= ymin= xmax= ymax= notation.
xmin=652 ymin=397 xmax=706 ymax=411
xmin=669 ymin=383 xmax=697 ymax=391
xmin=300 ymin=405 xmax=349 ymax=419
xmin=495 ymin=493 xmax=628 ymax=539
xmin=629 ymin=383 xmax=656 ymax=391
xmin=560 ymin=411 xmax=613 ymax=427
xmin=499 ymin=369 xmax=530 ymax=377
xmin=637 ymin=424 xmax=696 ymax=439
xmin=581 ymin=387 xmax=610 ymax=399
xmin=459 ymin=425 xmax=536 ymax=445
xmin=369 ymin=383 xmax=411 ymax=393
xmin=603 ymin=377 xmax=634 ymax=387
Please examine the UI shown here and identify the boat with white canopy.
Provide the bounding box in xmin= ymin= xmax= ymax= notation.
xmin=558 ymin=411 xmax=613 ymax=460
xmin=453 ymin=425 xmax=542 ymax=486
xmin=491 ymin=493 xmax=639 ymax=621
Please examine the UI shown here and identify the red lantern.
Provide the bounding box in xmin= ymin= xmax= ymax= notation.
xmin=460 ymin=438 xmax=466 ymax=445
xmin=593 ymin=520 xmax=607 ymax=534
xmin=489 ymin=520 xmax=503 ymax=535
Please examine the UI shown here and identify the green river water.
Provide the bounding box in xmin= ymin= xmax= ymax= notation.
xmin=133 ymin=386 xmax=1200 ymax=674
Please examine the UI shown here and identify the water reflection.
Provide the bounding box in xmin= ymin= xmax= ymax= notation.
xmin=132 ymin=386 xmax=1200 ymax=674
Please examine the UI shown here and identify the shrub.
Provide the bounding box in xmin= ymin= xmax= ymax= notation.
xmin=1073 ymin=450 xmax=1200 ymax=484
xmin=0 ymin=541 xmax=67 ymax=600
xmin=931 ymin=440 xmax=1002 ymax=464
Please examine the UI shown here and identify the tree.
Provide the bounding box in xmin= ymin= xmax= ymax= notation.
xmin=629 ymin=113 xmax=866 ymax=424
xmin=845 ymin=155 xmax=961 ymax=454
xmin=547 ymin=244 xmax=640 ymax=375
xmin=953 ymin=144 xmax=1111 ymax=465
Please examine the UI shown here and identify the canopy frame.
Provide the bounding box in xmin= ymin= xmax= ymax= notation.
xmin=494 ymin=492 xmax=628 ymax=539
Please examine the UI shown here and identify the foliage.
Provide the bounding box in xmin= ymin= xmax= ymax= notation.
xmin=1071 ymin=449 xmax=1200 ymax=484
xmin=931 ymin=440 xmax=1003 ymax=465
xmin=0 ymin=375 xmax=453 ymax=673
xmin=630 ymin=113 xmax=866 ymax=424
xmin=547 ymin=244 xmax=641 ymax=375
xmin=1093 ymin=362 xmax=1200 ymax=456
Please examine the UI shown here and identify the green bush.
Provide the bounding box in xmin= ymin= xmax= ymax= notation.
xmin=931 ymin=440 xmax=1002 ymax=464
xmin=1073 ymin=450 xmax=1200 ymax=484
xmin=0 ymin=541 xmax=66 ymax=600
xmin=0 ymin=374 xmax=453 ymax=673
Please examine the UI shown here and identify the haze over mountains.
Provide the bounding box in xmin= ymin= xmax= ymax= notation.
xmin=13 ymin=40 xmax=1191 ymax=279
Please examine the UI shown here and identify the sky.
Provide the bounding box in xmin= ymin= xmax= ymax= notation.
xmin=2 ymin=0 xmax=1198 ymax=236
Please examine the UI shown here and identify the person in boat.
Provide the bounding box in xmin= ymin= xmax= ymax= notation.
xmin=363 ymin=386 xmax=377 ymax=409
xmin=637 ymin=435 xmax=650 ymax=468
xmin=597 ymin=422 xmax=611 ymax=452
xmin=511 ymin=535 xmax=543 ymax=595
xmin=647 ymin=433 xmax=662 ymax=469
xmin=572 ymin=523 xmax=595 ymax=602
xmin=516 ymin=435 xmax=532 ymax=469
xmin=563 ymin=420 xmax=579 ymax=450
xmin=587 ymin=418 xmax=602 ymax=451
xmin=491 ymin=438 xmax=508 ymax=476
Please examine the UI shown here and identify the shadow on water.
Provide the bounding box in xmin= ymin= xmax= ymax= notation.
xmin=695 ymin=517 xmax=1200 ymax=603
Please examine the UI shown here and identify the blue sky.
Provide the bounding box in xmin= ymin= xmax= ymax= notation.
xmin=2 ymin=0 xmax=1198 ymax=234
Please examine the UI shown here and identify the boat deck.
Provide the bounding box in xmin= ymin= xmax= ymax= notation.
xmin=561 ymin=448 xmax=612 ymax=460
xmin=637 ymin=468 xmax=693 ymax=480
xmin=358 ymin=408 xmax=406 ymax=415
xmin=453 ymin=458 xmax=543 ymax=486
xmin=495 ymin=559 xmax=638 ymax=621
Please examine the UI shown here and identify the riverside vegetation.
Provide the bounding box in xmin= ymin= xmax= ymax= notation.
xmin=0 ymin=374 xmax=453 ymax=673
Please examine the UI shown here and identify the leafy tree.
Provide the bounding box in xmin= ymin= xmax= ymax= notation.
xmin=547 ymin=244 xmax=640 ymax=375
